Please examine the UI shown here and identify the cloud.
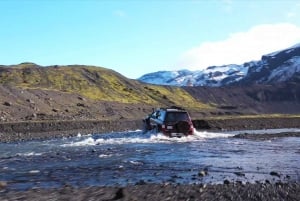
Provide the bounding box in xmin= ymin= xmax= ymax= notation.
xmin=178 ymin=23 xmax=300 ymax=70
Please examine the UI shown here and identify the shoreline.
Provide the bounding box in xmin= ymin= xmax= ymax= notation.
xmin=0 ymin=119 xmax=143 ymax=143
xmin=1 ymin=182 xmax=300 ymax=201
xmin=1 ymin=117 xmax=300 ymax=142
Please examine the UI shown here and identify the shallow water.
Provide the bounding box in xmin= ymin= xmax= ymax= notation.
xmin=0 ymin=129 xmax=300 ymax=191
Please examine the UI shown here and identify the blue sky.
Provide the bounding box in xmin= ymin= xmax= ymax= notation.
xmin=1 ymin=0 xmax=300 ymax=78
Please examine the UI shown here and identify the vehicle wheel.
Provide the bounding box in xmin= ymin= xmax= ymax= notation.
xmin=155 ymin=125 xmax=160 ymax=133
xmin=142 ymin=123 xmax=148 ymax=134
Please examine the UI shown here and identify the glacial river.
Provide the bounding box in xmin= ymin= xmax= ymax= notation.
xmin=1 ymin=129 xmax=300 ymax=191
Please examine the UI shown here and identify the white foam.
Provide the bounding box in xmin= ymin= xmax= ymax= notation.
xmin=129 ymin=160 xmax=143 ymax=165
xmin=68 ymin=137 xmax=96 ymax=146
xmin=194 ymin=130 xmax=235 ymax=138
xmin=29 ymin=170 xmax=40 ymax=174
xmin=17 ymin=152 xmax=43 ymax=156
xmin=61 ymin=130 xmax=233 ymax=147
xmin=226 ymin=128 xmax=300 ymax=135
xmin=99 ymin=154 xmax=114 ymax=158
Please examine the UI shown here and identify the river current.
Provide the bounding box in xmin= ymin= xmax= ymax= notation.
xmin=1 ymin=129 xmax=300 ymax=191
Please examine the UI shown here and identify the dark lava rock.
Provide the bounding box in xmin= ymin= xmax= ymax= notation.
xmin=3 ymin=101 xmax=12 ymax=106
xmin=234 ymin=172 xmax=246 ymax=177
xmin=77 ymin=96 xmax=86 ymax=101
xmin=224 ymin=180 xmax=230 ymax=185
xmin=270 ymin=171 xmax=281 ymax=177
xmin=113 ymin=188 xmax=124 ymax=200
xmin=77 ymin=103 xmax=85 ymax=107
xmin=26 ymin=99 xmax=34 ymax=104
xmin=135 ymin=180 xmax=147 ymax=185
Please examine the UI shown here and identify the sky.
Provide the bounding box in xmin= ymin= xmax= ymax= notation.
xmin=1 ymin=0 xmax=300 ymax=79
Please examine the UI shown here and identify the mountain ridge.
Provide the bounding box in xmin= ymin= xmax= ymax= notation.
xmin=1 ymin=44 xmax=300 ymax=123
xmin=138 ymin=44 xmax=300 ymax=86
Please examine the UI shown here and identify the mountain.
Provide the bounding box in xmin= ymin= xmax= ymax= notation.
xmin=0 ymin=63 xmax=210 ymax=122
xmin=0 ymin=62 xmax=300 ymax=123
xmin=138 ymin=44 xmax=300 ymax=86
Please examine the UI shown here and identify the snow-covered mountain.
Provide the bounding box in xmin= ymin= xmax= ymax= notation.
xmin=138 ymin=44 xmax=300 ymax=86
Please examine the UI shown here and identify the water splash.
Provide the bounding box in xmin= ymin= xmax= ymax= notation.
xmin=194 ymin=130 xmax=234 ymax=138
xmin=62 ymin=130 xmax=234 ymax=147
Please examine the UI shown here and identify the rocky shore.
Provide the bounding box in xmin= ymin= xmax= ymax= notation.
xmin=1 ymin=182 xmax=300 ymax=201
xmin=0 ymin=119 xmax=143 ymax=143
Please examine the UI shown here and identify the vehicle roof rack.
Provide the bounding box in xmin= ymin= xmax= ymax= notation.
xmin=168 ymin=106 xmax=185 ymax=110
xmin=155 ymin=106 xmax=186 ymax=111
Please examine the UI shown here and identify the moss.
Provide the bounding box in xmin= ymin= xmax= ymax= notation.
xmin=0 ymin=64 xmax=211 ymax=108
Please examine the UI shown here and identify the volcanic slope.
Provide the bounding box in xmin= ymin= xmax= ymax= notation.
xmin=0 ymin=63 xmax=210 ymax=122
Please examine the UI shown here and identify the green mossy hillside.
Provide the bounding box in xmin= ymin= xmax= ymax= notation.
xmin=0 ymin=63 xmax=211 ymax=109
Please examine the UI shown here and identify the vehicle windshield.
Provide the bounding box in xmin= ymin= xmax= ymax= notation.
xmin=165 ymin=112 xmax=189 ymax=122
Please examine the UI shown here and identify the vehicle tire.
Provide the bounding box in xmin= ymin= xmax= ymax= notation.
xmin=155 ymin=125 xmax=161 ymax=133
xmin=142 ymin=123 xmax=148 ymax=134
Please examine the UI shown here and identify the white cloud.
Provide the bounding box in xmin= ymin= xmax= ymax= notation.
xmin=177 ymin=23 xmax=300 ymax=70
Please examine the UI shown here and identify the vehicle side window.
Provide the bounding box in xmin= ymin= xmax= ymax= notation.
xmin=166 ymin=112 xmax=175 ymax=122
xmin=179 ymin=113 xmax=189 ymax=121
xmin=158 ymin=111 xmax=166 ymax=121
xmin=151 ymin=111 xmax=160 ymax=119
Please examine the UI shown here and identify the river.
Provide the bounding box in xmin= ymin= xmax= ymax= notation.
xmin=1 ymin=129 xmax=300 ymax=191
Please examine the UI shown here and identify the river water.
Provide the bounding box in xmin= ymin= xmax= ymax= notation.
xmin=1 ymin=129 xmax=300 ymax=191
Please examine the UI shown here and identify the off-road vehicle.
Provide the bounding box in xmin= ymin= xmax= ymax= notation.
xmin=143 ymin=106 xmax=194 ymax=137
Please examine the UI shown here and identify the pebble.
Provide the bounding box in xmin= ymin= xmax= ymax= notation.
xmin=270 ymin=171 xmax=280 ymax=177
xmin=198 ymin=171 xmax=206 ymax=177
xmin=198 ymin=169 xmax=208 ymax=177
xmin=0 ymin=181 xmax=7 ymax=189
xmin=224 ymin=179 xmax=230 ymax=185
xmin=234 ymin=172 xmax=245 ymax=177
xmin=3 ymin=101 xmax=12 ymax=106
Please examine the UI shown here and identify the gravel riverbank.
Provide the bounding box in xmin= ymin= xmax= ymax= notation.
xmin=1 ymin=182 xmax=300 ymax=201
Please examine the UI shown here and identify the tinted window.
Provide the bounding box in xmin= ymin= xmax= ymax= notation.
xmin=165 ymin=112 xmax=189 ymax=122
xmin=158 ymin=110 xmax=166 ymax=121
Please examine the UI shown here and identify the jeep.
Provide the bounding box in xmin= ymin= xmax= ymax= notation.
xmin=143 ymin=106 xmax=194 ymax=137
